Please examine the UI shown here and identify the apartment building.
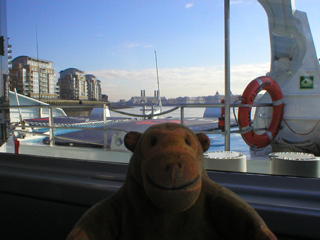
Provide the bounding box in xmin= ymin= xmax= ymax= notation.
xmin=85 ymin=74 xmax=102 ymax=101
xmin=58 ymin=68 xmax=88 ymax=100
xmin=9 ymin=56 xmax=59 ymax=99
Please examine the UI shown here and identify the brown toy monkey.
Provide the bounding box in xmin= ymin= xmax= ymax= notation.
xmin=67 ymin=123 xmax=277 ymax=240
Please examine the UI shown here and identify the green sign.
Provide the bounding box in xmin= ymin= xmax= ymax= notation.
xmin=300 ymin=76 xmax=314 ymax=89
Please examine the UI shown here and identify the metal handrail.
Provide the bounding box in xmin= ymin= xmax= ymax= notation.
xmin=110 ymin=106 xmax=180 ymax=118
xmin=8 ymin=102 xmax=272 ymax=150
xmin=10 ymin=103 xmax=106 ymax=149
xmin=7 ymin=102 xmax=272 ymax=110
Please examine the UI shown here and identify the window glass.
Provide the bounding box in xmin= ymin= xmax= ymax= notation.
xmin=4 ymin=0 xmax=320 ymax=178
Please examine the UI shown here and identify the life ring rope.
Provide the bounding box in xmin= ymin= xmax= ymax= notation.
xmin=238 ymin=76 xmax=285 ymax=149
xmin=240 ymin=125 xmax=253 ymax=134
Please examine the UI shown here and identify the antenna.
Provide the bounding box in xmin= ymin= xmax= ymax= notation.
xmin=36 ymin=25 xmax=40 ymax=101
xmin=36 ymin=24 xmax=42 ymax=117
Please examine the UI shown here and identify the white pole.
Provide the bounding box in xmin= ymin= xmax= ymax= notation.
xmin=224 ymin=0 xmax=231 ymax=150
xmin=48 ymin=107 xmax=55 ymax=146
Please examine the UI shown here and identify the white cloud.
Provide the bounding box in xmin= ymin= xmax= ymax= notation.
xmin=230 ymin=0 xmax=244 ymax=4
xmin=185 ymin=3 xmax=194 ymax=9
xmin=142 ymin=45 xmax=154 ymax=48
xmin=88 ymin=63 xmax=270 ymax=102
xmin=124 ymin=43 xmax=141 ymax=48
xmin=124 ymin=43 xmax=154 ymax=49
xmin=230 ymin=0 xmax=255 ymax=4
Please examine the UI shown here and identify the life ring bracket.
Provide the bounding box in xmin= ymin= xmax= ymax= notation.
xmin=238 ymin=76 xmax=285 ymax=149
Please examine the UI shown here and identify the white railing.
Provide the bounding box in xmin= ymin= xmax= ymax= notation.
xmin=5 ymin=102 xmax=272 ymax=150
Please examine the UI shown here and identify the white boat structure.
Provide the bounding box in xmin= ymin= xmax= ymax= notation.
xmin=1 ymin=0 xmax=320 ymax=239
xmin=254 ymin=0 xmax=320 ymax=154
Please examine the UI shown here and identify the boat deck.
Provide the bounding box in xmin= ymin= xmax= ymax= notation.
xmin=25 ymin=117 xmax=234 ymax=148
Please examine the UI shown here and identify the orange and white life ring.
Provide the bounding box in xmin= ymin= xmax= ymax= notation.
xmin=238 ymin=76 xmax=284 ymax=149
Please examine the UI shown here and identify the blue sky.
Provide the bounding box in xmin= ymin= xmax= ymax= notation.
xmin=7 ymin=0 xmax=320 ymax=101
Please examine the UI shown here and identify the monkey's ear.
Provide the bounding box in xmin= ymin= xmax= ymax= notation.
xmin=124 ymin=131 xmax=142 ymax=152
xmin=196 ymin=133 xmax=210 ymax=152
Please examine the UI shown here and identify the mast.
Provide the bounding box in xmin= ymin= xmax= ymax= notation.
xmin=36 ymin=25 xmax=41 ymax=117
xmin=154 ymin=51 xmax=163 ymax=110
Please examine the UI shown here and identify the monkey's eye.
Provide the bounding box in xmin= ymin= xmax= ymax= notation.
xmin=185 ymin=139 xmax=191 ymax=146
xmin=151 ymin=138 xmax=157 ymax=146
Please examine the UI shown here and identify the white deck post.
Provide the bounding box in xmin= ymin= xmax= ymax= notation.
xmin=48 ymin=107 xmax=55 ymax=146
xmin=103 ymin=104 xmax=108 ymax=149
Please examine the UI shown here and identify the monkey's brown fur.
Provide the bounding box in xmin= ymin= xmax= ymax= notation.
xmin=67 ymin=123 xmax=277 ymax=240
